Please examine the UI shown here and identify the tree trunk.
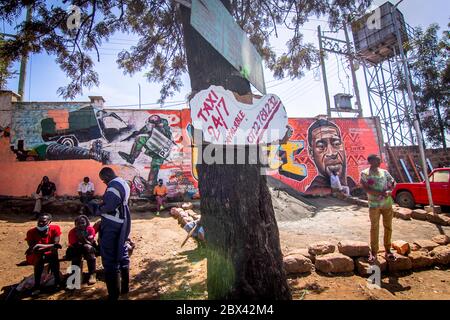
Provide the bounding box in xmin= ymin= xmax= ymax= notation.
xmin=179 ymin=3 xmax=291 ymax=300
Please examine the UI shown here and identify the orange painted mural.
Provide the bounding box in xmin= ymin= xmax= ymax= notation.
xmin=267 ymin=117 xmax=382 ymax=195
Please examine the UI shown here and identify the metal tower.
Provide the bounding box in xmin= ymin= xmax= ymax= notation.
xmin=352 ymin=1 xmax=416 ymax=146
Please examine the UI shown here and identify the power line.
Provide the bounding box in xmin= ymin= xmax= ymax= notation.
xmin=106 ymin=99 xmax=186 ymax=108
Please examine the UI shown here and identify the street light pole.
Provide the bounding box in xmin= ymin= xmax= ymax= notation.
xmin=392 ymin=0 xmax=435 ymax=211
xmin=138 ymin=83 xmax=141 ymax=109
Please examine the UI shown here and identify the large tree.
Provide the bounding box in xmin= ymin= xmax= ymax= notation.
xmin=405 ymin=23 xmax=450 ymax=149
xmin=0 ymin=34 xmax=16 ymax=89
xmin=0 ymin=0 xmax=371 ymax=299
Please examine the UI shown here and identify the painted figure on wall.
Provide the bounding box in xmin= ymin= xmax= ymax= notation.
xmin=305 ymin=118 xmax=356 ymax=194
xmin=96 ymin=110 xmax=131 ymax=142
xmin=119 ymin=114 xmax=174 ymax=193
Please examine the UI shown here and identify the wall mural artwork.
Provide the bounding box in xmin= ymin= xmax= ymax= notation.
xmin=8 ymin=102 xmax=382 ymax=197
xmin=10 ymin=103 xmax=199 ymax=198
xmin=266 ymin=117 xmax=382 ymax=195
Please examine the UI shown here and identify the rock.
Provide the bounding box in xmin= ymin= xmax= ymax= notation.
xmin=387 ymin=253 xmax=412 ymax=272
xmin=181 ymin=202 xmax=193 ymax=210
xmin=411 ymin=209 xmax=428 ymax=220
xmin=391 ymin=240 xmax=410 ymax=255
xmin=177 ymin=211 xmax=189 ymax=224
xmin=426 ymin=213 xmax=450 ymax=226
xmin=286 ymin=248 xmax=315 ymax=263
xmin=337 ymin=240 xmax=370 ymax=257
xmin=185 ymin=209 xmax=197 ymax=218
xmin=356 ymin=255 xmax=387 ymax=276
xmin=170 ymin=207 xmax=184 ymax=218
xmin=315 ymin=253 xmax=354 ymax=273
xmin=181 ymin=216 xmax=194 ymax=226
xmin=409 ymin=243 xmax=421 ymax=251
xmin=413 ymin=239 xmax=440 ymax=251
xmin=408 ymin=251 xmax=435 ymax=269
xmin=430 ymin=246 xmax=450 ymax=265
xmin=355 ymin=199 xmax=369 ymax=207
xmin=425 ymin=205 xmax=442 ymax=214
xmin=393 ymin=207 xmax=412 ymax=220
xmin=283 ymin=254 xmax=314 ymax=274
xmin=308 ymin=241 xmax=335 ymax=256
xmin=431 ymin=235 xmax=450 ymax=245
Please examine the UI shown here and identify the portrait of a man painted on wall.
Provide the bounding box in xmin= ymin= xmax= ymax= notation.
xmin=304 ymin=118 xmax=356 ymax=194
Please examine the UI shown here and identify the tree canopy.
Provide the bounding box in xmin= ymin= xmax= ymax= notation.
xmin=405 ymin=22 xmax=450 ymax=148
xmin=0 ymin=0 xmax=371 ymax=101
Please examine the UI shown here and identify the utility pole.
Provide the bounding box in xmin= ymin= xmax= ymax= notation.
xmin=392 ymin=0 xmax=435 ymax=211
xmin=17 ymin=4 xmax=32 ymax=101
xmin=343 ymin=21 xmax=363 ymax=117
xmin=138 ymin=83 xmax=141 ymax=109
xmin=318 ymin=25 xmax=331 ymax=117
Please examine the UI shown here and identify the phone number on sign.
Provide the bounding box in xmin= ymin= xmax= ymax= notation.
xmin=247 ymin=96 xmax=282 ymax=144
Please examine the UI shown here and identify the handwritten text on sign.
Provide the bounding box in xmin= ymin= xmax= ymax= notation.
xmin=189 ymin=86 xmax=288 ymax=145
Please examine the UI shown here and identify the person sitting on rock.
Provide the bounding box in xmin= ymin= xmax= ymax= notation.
xmin=330 ymin=170 xmax=350 ymax=196
xmin=25 ymin=213 xmax=62 ymax=296
xmin=66 ymin=215 xmax=98 ymax=286
xmin=32 ymin=176 xmax=56 ymax=219
xmin=78 ymin=177 xmax=95 ymax=215
xmin=183 ymin=219 xmax=205 ymax=246
xmin=153 ymin=179 xmax=168 ymax=216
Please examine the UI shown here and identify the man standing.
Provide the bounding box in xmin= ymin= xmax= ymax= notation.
xmin=153 ymin=179 xmax=168 ymax=216
xmin=78 ymin=177 xmax=95 ymax=214
xmin=25 ymin=213 xmax=62 ymax=296
xmin=32 ymin=176 xmax=56 ymax=218
xmin=91 ymin=167 xmax=131 ymax=300
xmin=305 ymin=119 xmax=356 ymax=195
xmin=360 ymin=154 xmax=397 ymax=263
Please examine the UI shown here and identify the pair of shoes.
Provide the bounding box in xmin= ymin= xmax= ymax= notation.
xmin=88 ymin=273 xmax=97 ymax=285
xmin=31 ymin=288 xmax=40 ymax=296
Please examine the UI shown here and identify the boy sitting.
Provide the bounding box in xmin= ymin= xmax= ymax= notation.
xmin=66 ymin=215 xmax=97 ymax=285
xmin=25 ymin=213 xmax=62 ymax=296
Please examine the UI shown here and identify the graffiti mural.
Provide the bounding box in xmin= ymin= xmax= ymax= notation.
xmin=267 ymin=117 xmax=382 ymax=195
xmin=10 ymin=103 xmax=199 ymax=198
xmin=8 ymin=101 xmax=381 ymax=198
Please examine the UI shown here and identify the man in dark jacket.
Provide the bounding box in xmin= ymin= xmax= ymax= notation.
xmin=90 ymin=167 xmax=131 ymax=300
xmin=32 ymin=176 xmax=56 ymax=218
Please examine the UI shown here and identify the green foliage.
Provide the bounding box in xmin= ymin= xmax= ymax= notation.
xmin=406 ymin=22 xmax=450 ymax=148
xmin=0 ymin=0 xmax=372 ymax=100
xmin=0 ymin=34 xmax=17 ymax=89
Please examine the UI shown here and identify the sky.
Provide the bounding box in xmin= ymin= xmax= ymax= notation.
xmin=3 ymin=0 xmax=450 ymax=119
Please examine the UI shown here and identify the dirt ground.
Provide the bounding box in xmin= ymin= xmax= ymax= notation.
xmin=0 ymin=192 xmax=449 ymax=300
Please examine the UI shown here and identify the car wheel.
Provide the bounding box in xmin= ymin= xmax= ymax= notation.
xmin=57 ymin=136 xmax=79 ymax=147
xmin=396 ymin=191 xmax=415 ymax=209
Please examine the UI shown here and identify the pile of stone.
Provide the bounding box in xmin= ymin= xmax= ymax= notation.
xmin=283 ymin=235 xmax=450 ymax=277
xmin=393 ymin=206 xmax=450 ymax=226
xmin=169 ymin=202 xmax=200 ymax=228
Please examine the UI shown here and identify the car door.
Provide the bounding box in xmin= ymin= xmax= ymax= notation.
xmin=429 ymin=170 xmax=450 ymax=205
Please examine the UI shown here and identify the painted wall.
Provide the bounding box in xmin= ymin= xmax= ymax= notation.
xmin=267 ymin=117 xmax=383 ymax=195
xmin=1 ymin=102 xmax=383 ymax=197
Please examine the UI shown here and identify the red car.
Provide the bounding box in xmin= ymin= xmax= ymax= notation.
xmin=392 ymin=168 xmax=450 ymax=208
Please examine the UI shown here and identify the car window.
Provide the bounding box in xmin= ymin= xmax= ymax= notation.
xmin=431 ymin=171 xmax=450 ymax=183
